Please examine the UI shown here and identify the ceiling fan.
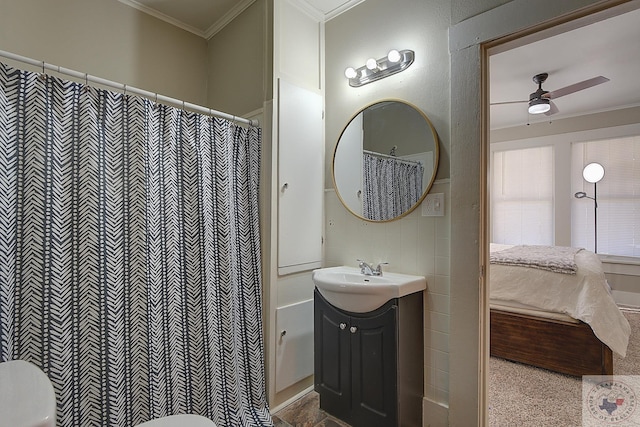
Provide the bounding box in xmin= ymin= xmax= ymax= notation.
xmin=491 ymin=72 xmax=610 ymax=115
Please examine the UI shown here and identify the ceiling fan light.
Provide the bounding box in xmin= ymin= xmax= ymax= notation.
xmin=528 ymin=98 xmax=550 ymax=114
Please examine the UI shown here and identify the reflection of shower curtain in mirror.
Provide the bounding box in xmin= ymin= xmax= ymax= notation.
xmin=362 ymin=152 xmax=424 ymax=221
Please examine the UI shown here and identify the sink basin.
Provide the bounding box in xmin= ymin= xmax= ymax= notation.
xmin=312 ymin=266 xmax=426 ymax=313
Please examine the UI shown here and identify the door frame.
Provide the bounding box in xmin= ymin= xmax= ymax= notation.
xmin=448 ymin=0 xmax=637 ymax=425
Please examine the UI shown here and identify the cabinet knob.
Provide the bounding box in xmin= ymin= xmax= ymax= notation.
xmin=350 ymin=326 xmax=358 ymax=334
xmin=339 ymin=323 xmax=347 ymax=330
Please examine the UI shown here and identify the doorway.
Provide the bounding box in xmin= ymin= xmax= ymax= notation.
xmin=484 ymin=1 xmax=640 ymax=426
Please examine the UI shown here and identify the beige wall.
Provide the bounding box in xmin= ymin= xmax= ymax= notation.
xmin=206 ymin=0 xmax=273 ymax=116
xmin=449 ymin=1 xmax=617 ymax=425
xmin=328 ymin=0 xmax=621 ymax=426
xmin=325 ymin=0 xmax=451 ymax=188
xmin=324 ymin=0 xmax=452 ymax=423
xmin=0 ymin=0 xmax=208 ymax=105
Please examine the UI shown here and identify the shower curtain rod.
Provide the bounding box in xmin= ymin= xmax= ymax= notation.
xmin=363 ymin=149 xmax=422 ymax=166
xmin=0 ymin=49 xmax=259 ymax=127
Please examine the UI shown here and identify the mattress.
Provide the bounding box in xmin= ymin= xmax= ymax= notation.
xmin=490 ymin=299 xmax=580 ymax=324
xmin=490 ymin=244 xmax=631 ymax=357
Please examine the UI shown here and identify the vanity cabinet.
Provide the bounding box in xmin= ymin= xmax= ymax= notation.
xmin=314 ymin=288 xmax=423 ymax=427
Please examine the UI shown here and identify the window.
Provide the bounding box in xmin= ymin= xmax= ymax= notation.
xmin=491 ymin=146 xmax=554 ymax=245
xmin=572 ymin=136 xmax=640 ymax=257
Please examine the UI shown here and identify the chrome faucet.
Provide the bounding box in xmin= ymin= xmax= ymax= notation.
xmin=357 ymin=259 xmax=388 ymax=276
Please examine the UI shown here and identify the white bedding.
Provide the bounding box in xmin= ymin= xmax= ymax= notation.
xmin=490 ymin=243 xmax=631 ymax=357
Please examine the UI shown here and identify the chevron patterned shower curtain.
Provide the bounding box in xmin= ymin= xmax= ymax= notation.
xmin=0 ymin=63 xmax=272 ymax=426
xmin=362 ymin=152 xmax=424 ymax=221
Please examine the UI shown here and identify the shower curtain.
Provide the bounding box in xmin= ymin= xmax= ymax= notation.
xmin=0 ymin=62 xmax=272 ymax=426
xmin=362 ymin=152 xmax=424 ymax=220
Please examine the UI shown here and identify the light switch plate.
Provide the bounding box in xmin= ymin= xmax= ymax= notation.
xmin=422 ymin=193 xmax=444 ymax=217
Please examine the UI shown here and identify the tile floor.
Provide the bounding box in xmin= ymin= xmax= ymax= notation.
xmin=272 ymin=391 xmax=351 ymax=427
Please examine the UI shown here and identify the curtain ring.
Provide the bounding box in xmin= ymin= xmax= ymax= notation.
xmin=39 ymin=61 xmax=46 ymax=81
xmin=123 ymin=84 xmax=127 ymax=96
xmin=83 ymin=73 xmax=89 ymax=93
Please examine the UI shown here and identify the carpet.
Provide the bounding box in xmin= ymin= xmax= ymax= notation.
xmin=488 ymin=308 xmax=640 ymax=427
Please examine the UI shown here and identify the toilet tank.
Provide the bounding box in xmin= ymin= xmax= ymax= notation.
xmin=0 ymin=360 xmax=56 ymax=427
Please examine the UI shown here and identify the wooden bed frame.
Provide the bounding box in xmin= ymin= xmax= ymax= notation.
xmin=490 ymin=308 xmax=613 ymax=376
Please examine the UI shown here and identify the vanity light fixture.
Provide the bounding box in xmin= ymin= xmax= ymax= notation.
xmin=344 ymin=49 xmax=415 ymax=87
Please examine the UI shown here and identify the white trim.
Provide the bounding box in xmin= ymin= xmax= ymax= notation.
xmin=320 ymin=0 xmax=366 ymax=22
xmin=294 ymin=0 xmax=366 ymax=22
xmin=117 ymin=0 xmax=205 ymax=38
xmin=268 ymin=385 xmax=315 ymax=414
xmin=602 ymin=258 xmax=640 ymax=274
xmin=204 ymin=0 xmax=257 ymax=40
xmin=612 ymin=290 xmax=640 ymax=308
xmin=117 ymin=0 xmax=257 ymax=40
xmin=291 ymin=0 xmax=326 ymax=22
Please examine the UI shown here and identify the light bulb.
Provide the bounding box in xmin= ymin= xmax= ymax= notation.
xmin=366 ymin=58 xmax=378 ymax=70
xmin=582 ymin=162 xmax=605 ymax=183
xmin=344 ymin=67 xmax=357 ymax=79
xmin=528 ymin=99 xmax=550 ymax=114
xmin=387 ymin=49 xmax=401 ymax=63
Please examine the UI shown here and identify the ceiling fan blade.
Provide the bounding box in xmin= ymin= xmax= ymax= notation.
xmin=544 ymin=76 xmax=610 ymax=99
xmin=544 ymin=100 xmax=559 ymax=116
xmin=490 ymin=100 xmax=528 ymax=106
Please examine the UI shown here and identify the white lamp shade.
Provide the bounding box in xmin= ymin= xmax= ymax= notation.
xmin=528 ymin=99 xmax=550 ymax=114
xmin=366 ymin=58 xmax=378 ymax=70
xmin=582 ymin=162 xmax=605 ymax=183
xmin=344 ymin=67 xmax=357 ymax=79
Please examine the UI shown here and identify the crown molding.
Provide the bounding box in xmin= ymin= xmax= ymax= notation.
xmin=322 ymin=0 xmax=366 ymax=21
xmin=117 ymin=0 xmax=206 ymax=38
xmin=118 ymin=0 xmax=362 ymax=40
xmin=204 ymin=0 xmax=257 ymax=40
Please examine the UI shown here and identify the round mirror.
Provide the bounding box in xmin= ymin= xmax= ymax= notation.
xmin=332 ymin=100 xmax=439 ymax=222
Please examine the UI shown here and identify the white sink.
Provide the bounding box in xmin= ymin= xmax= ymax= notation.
xmin=312 ymin=266 xmax=426 ymax=313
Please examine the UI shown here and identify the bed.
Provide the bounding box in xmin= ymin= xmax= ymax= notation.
xmin=489 ymin=244 xmax=631 ymax=376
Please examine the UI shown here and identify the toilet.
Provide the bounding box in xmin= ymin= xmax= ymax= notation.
xmin=0 ymin=360 xmax=216 ymax=427
xmin=0 ymin=360 xmax=56 ymax=427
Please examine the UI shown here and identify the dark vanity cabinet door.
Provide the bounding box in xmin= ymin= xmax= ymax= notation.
xmin=314 ymin=289 xmax=403 ymax=427
xmin=350 ymin=302 xmax=397 ymax=427
xmin=314 ymin=291 xmax=352 ymax=421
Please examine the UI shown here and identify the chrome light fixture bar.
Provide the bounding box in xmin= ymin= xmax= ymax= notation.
xmin=344 ymin=49 xmax=415 ymax=87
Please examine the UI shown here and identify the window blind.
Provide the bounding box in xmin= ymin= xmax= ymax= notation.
xmin=491 ymin=146 xmax=554 ymax=245
xmin=572 ymin=136 xmax=640 ymax=257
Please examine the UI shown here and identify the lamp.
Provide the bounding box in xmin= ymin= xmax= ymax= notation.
xmin=344 ymin=49 xmax=415 ymax=87
xmin=574 ymin=162 xmax=605 ymax=252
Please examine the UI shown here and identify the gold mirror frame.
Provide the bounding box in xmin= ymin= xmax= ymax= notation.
xmin=332 ymin=99 xmax=440 ymax=222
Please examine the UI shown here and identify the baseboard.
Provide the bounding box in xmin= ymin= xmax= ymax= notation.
xmin=422 ymin=398 xmax=449 ymax=427
xmin=269 ymin=385 xmax=315 ymax=414
xmin=612 ymin=290 xmax=640 ymax=309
